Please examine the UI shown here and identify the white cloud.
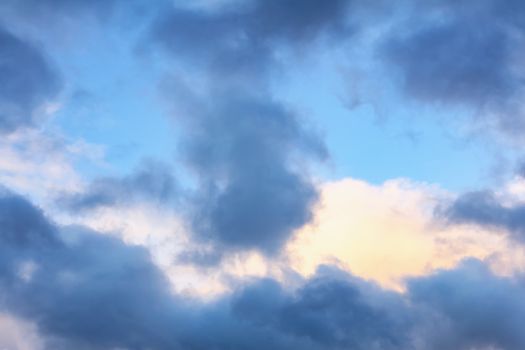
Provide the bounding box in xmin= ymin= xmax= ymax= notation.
xmin=286 ymin=177 xmax=525 ymax=290
xmin=0 ymin=313 xmax=44 ymax=350
xmin=0 ymin=128 xmax=104 ymax=205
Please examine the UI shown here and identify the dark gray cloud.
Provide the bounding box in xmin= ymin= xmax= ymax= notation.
xmin=148 ymin=0 xmax=351 ymax=255
xmin=168 ymin=85 xmax=327 ymax=255
xmin=0 ymin=190 xmax=183 ymax=349
xmin=149 ymin=0 xmax=353 ymax=80
xmin=380 ymin=0 xmax=525 ymax=136
xmin=4 ymin=189 xmax=525 ymax=349
xmin=59 ymin=159 xmax=178 ymax=212
xmin=441 ymin=190 xmax=525 ymax=242
xmin=183 ymin=261 xmax=525 ymax=350
xmin=408 ymin=259 xmax=525 ymax=350
xmin=230 ymin=268 xmax=411 ymax=350
xmin=179 ymin=268 xmax=413 ymax=350
xmin=384 ymin=21 xmax=514 ymax=105
xmin=0 ymin=25 xmax=61 ymax=133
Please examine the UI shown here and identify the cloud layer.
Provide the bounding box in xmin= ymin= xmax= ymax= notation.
xmin=2 ymin=190 xmax=525 ymax=349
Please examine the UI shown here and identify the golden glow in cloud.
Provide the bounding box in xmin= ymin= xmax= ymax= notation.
xmin=287 ymin=178 xmax=524 ymax=290
xmin=58 ymin=177 xmax=525 ymax=298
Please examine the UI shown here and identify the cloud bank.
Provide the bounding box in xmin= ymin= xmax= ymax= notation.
xmin=2 ymin=190 xmax=525 ymax=349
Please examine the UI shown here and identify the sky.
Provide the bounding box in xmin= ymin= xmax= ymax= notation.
xmin=2 ymin=0 xmax=525 ymax=349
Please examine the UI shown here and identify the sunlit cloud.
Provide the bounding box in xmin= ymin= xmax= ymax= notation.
xmin=288 ymin=178 xmax=525 ymax=289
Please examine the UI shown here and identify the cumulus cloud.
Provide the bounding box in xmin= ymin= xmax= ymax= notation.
xmin=0 ymin=189 xmax=413 ymax=349
xmin=173 ymin=88 xmax=326 ymax=255
xmin=288 ymin=178 xmax=522 ymax=289
xmin=408 ymin=259 xmax=525 ymax=350
xmin=19 ymin=182 xmax=520 ymax=343
xmin=0 ymin=24 xmax=61 ymax=133
xmin=0 ymin=190 xmax=183 ymax=349
xmin=230 ymin=267 xmax=411 ymax=350
xmin=149 ymin=0 xmax=353 ymax=81
xmin=2 ymin=189 xmax=525 ymax=349
xmin=148 ymin=0 xmax=345 ymax=256
xmin=380 ymin=0 xmax=525 ymax=138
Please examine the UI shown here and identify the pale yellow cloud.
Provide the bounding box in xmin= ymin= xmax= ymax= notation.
xmin=286 ymin=178 xmax=525 ymax=290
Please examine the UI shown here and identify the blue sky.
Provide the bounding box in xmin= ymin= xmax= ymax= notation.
xmin=1 ymin=1 xmax=525 ymax=349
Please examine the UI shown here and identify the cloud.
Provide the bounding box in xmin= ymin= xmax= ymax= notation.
xmin=0 ymin=24 xmax=61 ymax=133
xmin=288 ymin=178 xmax=520 ymax=289
xmin=229 ymin=267 xmax=411 ymax=350
xmin=3 ymin=188 xmax=525 ymax=349
xmin=59 ymin=159 xmax=178 ymax=212
xmin=3 ymin=1 xmax=525 ymax=348
xmin=0 ymin=190 xmax=402 ymax=349
xmin=0 ymin=189 xmax=183 ymax=349
xmin=408 ymin=259 xmax=525 ymax=349
xmin=149 ymin=0 xmax=353 ymax=81
xmin=145 ymin=0 xmax=354 ymax=256
xmin=379 ymin=0 xmax=525 ymax=138
xmin=164 ymin=82 xmax=327 ymax=255
xmin=0 ymin=313 xmax=44 ymax=350
xmin=176 ymin=266 xmax=416 ymax=350
xmin=0 ymin=129 xmax=104 ymax=206
xmin=443 ymin=189 xmax=525 ymax=243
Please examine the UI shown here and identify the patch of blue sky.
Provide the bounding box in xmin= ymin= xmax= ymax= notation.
xmin=49 ymin=22 xmax=176 ymax=179
xmin=275 ymin=47 xmax=517 ymax=191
